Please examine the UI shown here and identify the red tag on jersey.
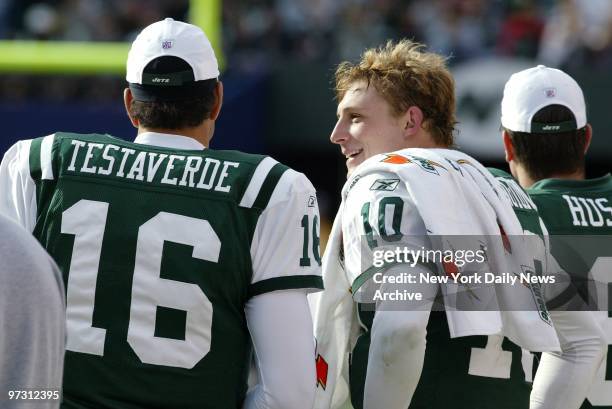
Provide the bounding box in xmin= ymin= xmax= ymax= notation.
xmin=316 ymin=354 xmax=328 ymax=390
xmin=499 ymin=223 xmax=512 ymax=253
xmin=442 ymin=261 xmax=460 ymax=280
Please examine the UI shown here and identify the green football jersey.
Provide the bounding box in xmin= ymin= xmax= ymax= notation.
xmin=24 ymin=132 xmax=323 ymax=409
xmin=488 ymin=168 xmax=543 ymax=237
xmin=528 ymin=174 xmax=612 ymax=409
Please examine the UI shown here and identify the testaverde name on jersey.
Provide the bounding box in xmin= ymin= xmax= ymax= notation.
xmin=67 ymin=139 xmax=240 ymax=192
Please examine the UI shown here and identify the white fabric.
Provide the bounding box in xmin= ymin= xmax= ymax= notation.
xmin=126 ymin=18 xmax=219 ymax=84
xmin=0 ymin=213 xmax=65 ymax=409
xmin=363 ymin=264 xmax=434 ymax=409
xmin=531 ymin=310 xmax=606 ymax=409
xmin=309 ymin=211 xmax=356 ymax=409
xmin=134 ymin=132 xmax=206 ymax=150
xmin=244 ymin=290 xmax=316 ymax=409
xmin=0 ymin=139 xmax=37 ymax=231
xmin=501 ymin=65 xmax=586 ymax=132
xmin=312 ymin=147 xmax=561 ymax=409
xmin=40 ymin=134 xmax=56 ymax=180
xmin=250 ymin=169 xmax=322 ymax=285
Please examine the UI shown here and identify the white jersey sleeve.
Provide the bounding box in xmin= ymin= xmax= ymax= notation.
xmin=342 ymin=170 xmax=429 ymax=293
xmin=341 ymin=169 xmax=438 ymax=409
xmin=249 ymin=168 xmax=323 ymax=296
xmin=244 ymin=165 xmax=321 ymax=408
xmin=244 ymin=290 xmax=316 ymax=409
xmin=0 ymin=139 xmax=37 ymax=230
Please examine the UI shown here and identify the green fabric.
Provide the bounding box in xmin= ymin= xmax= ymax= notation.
xmin=527 ymin=174 xmax=612 ymax=409
xmin=251 ymin=162 xmax=289 ymax=210
xmin=488 ymin=167 xmax=543 ymax=237
xmin=349 ymin=312 xmax=530 ymax=409
xmin=248 ymin=275 xmax=323 ymax=298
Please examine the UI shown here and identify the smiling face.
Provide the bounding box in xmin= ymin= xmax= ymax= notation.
xmin=330 ymin=81 xmax=408 ymax=175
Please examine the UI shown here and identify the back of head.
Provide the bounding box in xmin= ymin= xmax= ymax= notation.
xmin=501 ymin=65 xmax=589 ymax=181
xmin=334 ymin=39 xmax=456 ymax=147
xmin=125 ymin=18 xmax=220 ymax=129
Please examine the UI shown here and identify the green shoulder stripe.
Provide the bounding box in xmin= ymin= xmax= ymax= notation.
xmin=29 ymin=137 xmax=43 ymax=181
xmin=29 ymin=134 xmax=59 ymax=181
xmin=239 ymin=156 xmax=290 ymax=210
xmin=252 ymin=163 xmax=290 ymax=210
xmin=248 ymin=275 xmax=324 ymax=298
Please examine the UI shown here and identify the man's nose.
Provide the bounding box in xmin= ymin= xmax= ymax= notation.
xmin=330 ymin=121 xmax=348 ymax=145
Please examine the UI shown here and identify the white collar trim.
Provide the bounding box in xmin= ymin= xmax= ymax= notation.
xmin=134 ymin=132 xmax=205 ymax=150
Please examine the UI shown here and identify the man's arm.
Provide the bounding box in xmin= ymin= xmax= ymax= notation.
xmin=531 ymin=309 xmax=606 ymax=409
xmin=531 ymin=248 xmax=606 ymax=409
xmin=364 ymin=263 xmax=436 ymax=409
xmin=243 ymin=290 xmax=315 ymax=409
xmin=342 ymin=171 xmax=436 ymax=409
xmin=245 ymin=167 xmax=322 ymax=408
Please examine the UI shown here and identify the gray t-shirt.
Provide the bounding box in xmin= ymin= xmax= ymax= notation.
xmin=0 ymin=214 xmax=65 ymax=408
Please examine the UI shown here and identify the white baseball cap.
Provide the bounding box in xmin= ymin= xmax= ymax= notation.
xmin=501 ymin=65 xmax=586 ymax=133
xmin=126 ymin=18 xmax=219 ymax=101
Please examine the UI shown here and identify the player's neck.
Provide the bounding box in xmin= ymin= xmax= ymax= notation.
xmin=138 ymin=122 xmax=213 ymax=147
xmin=516 ymin=166 xmax=585 ymax=189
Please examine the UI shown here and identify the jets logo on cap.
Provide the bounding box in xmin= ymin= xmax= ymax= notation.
xmin=162 ymin=40 xmax=173 ymax=49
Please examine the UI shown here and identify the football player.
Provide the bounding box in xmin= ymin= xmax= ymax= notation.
xmin=311 ymin=40 xmax=567 ymax=409
xmin=499 ymin=65 xmax=610 ymax=409
xmin=311 ymin=41 xmax=605 ymax=409
xmin=0 ymin=19 xmax=322 ymax=409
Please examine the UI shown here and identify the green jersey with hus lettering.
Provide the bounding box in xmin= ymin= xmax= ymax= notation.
xmin=18 ymin=132 xmax=323 ymax=409
xmin=528 ymin=175 xmax=612 ymax=409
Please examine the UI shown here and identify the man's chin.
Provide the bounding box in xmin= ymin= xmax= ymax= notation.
xmin=346 ymin=156 xmax=365 ymax=177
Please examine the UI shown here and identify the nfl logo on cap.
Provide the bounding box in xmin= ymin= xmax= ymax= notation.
xmin=545 ymin=88 xmax=556 ymax=98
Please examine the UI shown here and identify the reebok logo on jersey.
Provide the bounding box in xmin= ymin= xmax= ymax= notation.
xmin=370 ymin=178 xmax=400 ymax=192
xmin=307 ymin=196 xmax=316 ymax=207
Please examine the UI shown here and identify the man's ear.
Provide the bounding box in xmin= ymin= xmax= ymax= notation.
xmin=502 ymin=130 xmax=514 ymax=163
xmin=584 ymin=124 xmax=593 ymax=154
xmin=123 ymin=88 xmax=139 ymax=128
xmin=210 ymin=81 xmax=224 ymax=121
xmin=402 ymin=106 xmax=424 ymax=137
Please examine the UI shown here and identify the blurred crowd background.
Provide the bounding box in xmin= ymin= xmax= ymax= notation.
xmin=2 ymin=0 xmax=612 ymax=100
xmin=0 ymin=0 xmax=611 ymax=228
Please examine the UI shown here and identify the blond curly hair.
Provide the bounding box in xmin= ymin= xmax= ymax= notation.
xmin=335 ymin=39 xmax=456 ymax=146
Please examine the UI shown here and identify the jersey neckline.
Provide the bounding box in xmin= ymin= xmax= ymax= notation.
xmin=528 ymin=173 xmax=612 ymax=192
